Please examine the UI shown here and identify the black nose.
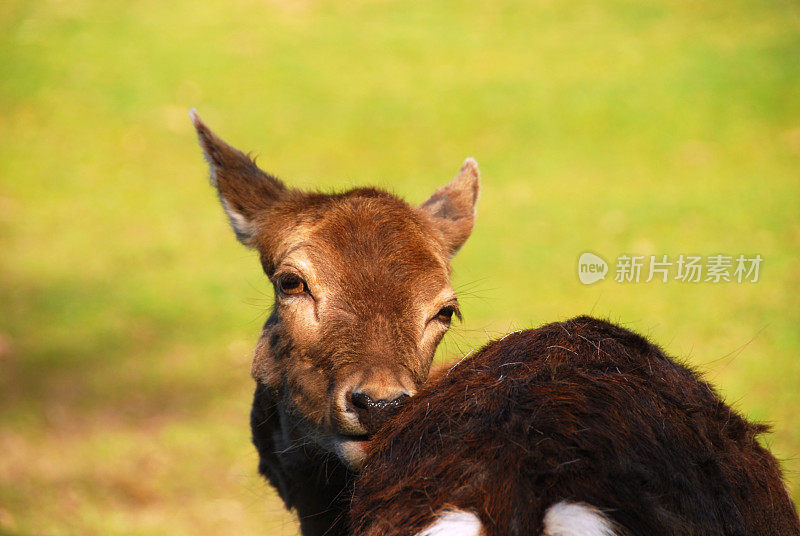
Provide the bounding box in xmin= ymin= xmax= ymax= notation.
xmin=349 ymin=390 xmax=409 ymax=434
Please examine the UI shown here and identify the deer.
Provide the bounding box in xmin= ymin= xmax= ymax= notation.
xmin=190 ymin=110 xmax=480 ymax=536
xmin=349 ymin=316 xmax=800 ymax=536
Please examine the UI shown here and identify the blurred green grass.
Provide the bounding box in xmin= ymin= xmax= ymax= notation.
xmin=1 ymin=0 xmax=798 ymax=534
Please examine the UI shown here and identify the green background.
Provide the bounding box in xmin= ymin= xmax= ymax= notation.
xmin=1 ymin=0 xmax=798 ymax=534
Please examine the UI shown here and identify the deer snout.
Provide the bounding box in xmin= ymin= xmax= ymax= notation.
xmin=347 ymin=389 xmax=409 ymax=435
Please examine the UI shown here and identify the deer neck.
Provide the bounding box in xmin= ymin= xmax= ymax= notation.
xmin=250 ymin=312 xmax=355 ymax=536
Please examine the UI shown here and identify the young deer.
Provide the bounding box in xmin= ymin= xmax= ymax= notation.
xmin=350 ymin=316 xmax=800 ymax=536
xmin=190 ymin=111 xmax=479 ymax=536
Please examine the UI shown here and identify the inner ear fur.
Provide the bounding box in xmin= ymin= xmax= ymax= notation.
xmin=190 ymin=109 xmax=286 ymax=246
xmin=419 ymin=158 xmax=481 ymax=257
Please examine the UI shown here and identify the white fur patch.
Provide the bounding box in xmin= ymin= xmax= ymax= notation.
xmin=416 ymin=510 xmax=483 ymax=536
xmin=221 ymin=199 xmax=253 ymax=239
xmin=543 ymin=501 xmax=616 ymax=536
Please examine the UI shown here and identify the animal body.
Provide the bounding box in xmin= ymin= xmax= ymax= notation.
xmin=192 ymin=113 xmax=797 ymax=536
xmin=191 ymin=110 xmax=479 ymax=535
xmin=350 ymin=316 xmax=800 ymax=536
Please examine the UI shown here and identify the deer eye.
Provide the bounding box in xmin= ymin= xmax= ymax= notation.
xmin=434 ymin=305 xmax=458 ymax=324
xmin=276 ymin=273 xmax=307 ymax=297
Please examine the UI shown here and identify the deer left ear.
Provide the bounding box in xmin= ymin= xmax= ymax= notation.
xmin=190 ymin=109 xmax=286 ymax=247
xmin=420 ymin=158 xmax=481 ymax=257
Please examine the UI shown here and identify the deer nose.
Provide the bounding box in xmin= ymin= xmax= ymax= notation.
xmin=348 ymin=389 xmax=410 ymax=435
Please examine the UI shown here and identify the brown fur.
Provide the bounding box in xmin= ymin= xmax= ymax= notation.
xmin=191 ymin=110 xmax=479 ymax=535
xmin=350 ymin=316 xmax=800 ymax=536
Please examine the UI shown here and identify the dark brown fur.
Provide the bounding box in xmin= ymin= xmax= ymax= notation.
xmin=191 ymin=110 xmax=479 ymax=536
xmin=351 ymin=316 xmax=800 ymax=536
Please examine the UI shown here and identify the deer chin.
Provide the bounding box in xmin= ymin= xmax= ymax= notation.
xmin=330 ymin=433 xmax=372 ymax=470
xmin=296 ymin=412 xmax=372 ymax=469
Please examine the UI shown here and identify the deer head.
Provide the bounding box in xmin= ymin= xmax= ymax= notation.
xmin=191 ymin=111 xmax=479 ymax=469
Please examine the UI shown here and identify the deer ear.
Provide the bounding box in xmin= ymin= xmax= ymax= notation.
xmin=190 ymin=109 xmax=286 ymax=246
xmin=420 ymin=158 xmax=481 ymax=257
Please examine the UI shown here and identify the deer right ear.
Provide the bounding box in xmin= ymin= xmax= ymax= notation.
xmin=420 ymin=158 xmax=481 ymax=257
xmin=190 ymin=110 xmax=286 ymax=247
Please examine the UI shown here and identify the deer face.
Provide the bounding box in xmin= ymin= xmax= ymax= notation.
xmin=192 ymin=111 xmax=479 ymax=468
